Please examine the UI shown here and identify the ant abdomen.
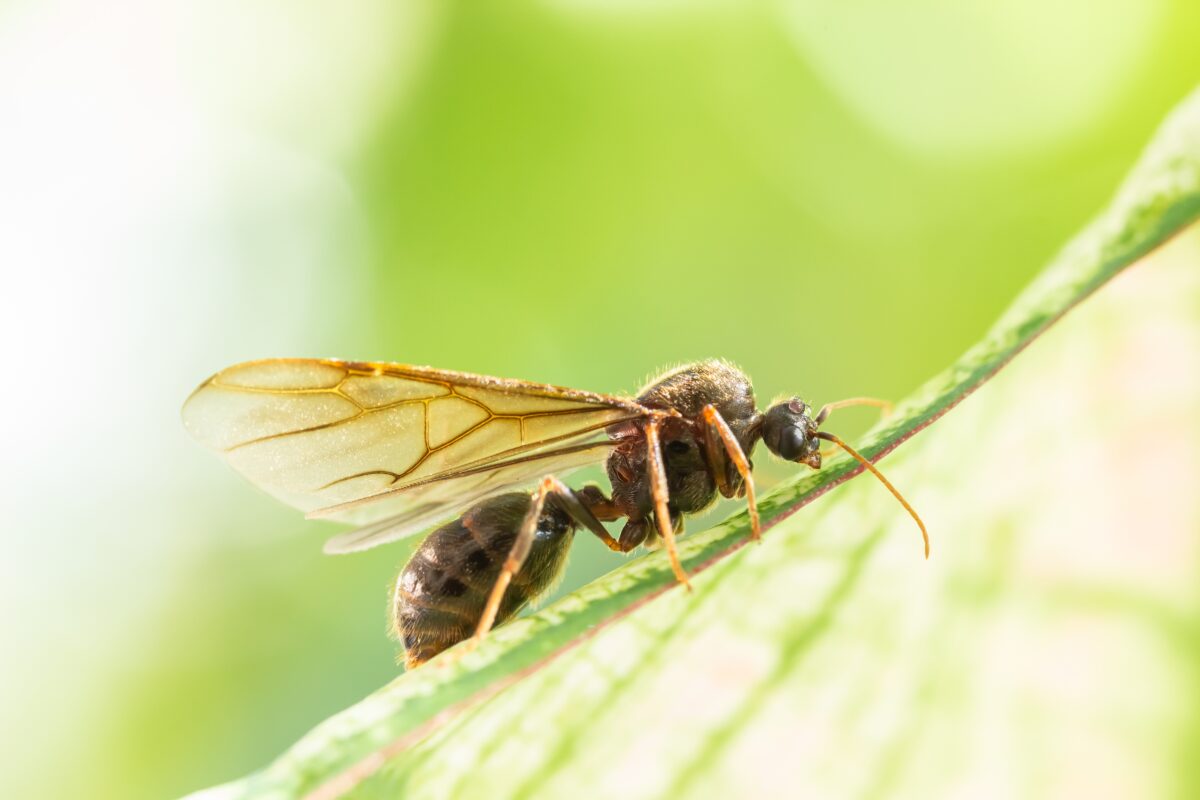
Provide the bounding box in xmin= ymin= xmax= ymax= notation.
xmin=392 ymin=492 xmax=577 ymax=668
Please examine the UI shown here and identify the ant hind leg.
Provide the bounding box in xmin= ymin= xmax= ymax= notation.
xmin=458 ymin=475 xmax=631 ymax=661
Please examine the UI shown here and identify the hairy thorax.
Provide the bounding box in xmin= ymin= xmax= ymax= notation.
xmin=605 ymin=360 xmax=760 ymax=528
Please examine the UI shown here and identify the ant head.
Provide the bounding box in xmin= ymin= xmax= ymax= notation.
xmin=761 ymin=397 xmax=822 ymax=469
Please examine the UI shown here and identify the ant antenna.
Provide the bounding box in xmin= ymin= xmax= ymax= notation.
xmin=814 ymin=431 xmax=930 ymax=559
xmin=815 ymin=397 xmax=894 ymax=426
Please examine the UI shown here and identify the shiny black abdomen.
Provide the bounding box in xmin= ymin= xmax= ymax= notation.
xmin=393 ymin=493 xmax=575 ymax=667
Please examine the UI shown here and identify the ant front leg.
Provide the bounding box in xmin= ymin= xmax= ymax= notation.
xmin=701 ymin=405 xmax=760 ymax=542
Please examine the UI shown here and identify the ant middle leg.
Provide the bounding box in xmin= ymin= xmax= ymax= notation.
xmin=701 ymin=404 xmax=760 ymax=541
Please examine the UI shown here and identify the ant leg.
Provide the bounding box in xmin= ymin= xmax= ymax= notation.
xmin=701 ymin=405 xmax=760 ymax=542
xmin=545 ymin=480 xmax=637 ymax=553
xmin=814 ymin=396 xmax=894 ymax=426
xmin=575 ymin=488 xmax=652 ymax=551
xmin=466 ymin=476 xmax=558 ymax=650
xmin=573 ymin=484 xmax=655 ymax=554
xmin=700 ymin=418 xmax=736 ymax=500
xmin=461 ymin=476 xmax=633 ymax=659
xmin=574 ymin=484 xmax=623 ymax=522
xmin=645 ymin=417 xmax=692 ymax=590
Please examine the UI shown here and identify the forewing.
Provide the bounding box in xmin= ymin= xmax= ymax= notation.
xmin=182 ymin=359 xmax=643 ymax=537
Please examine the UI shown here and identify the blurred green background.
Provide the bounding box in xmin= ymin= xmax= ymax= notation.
xmin=2 ymin=1 xmax=1198 ymax=798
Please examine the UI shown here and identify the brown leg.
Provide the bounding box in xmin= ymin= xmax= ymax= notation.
xmin=574 ymin=484 xmax=624 ymax=522
xmin=463 ymin=476 xmax=633 ymax=659
xmin=552 ymin=481 xmax=640 ymax=553
xmin=645 ymin=417 xmax=692 ymax=590
xmin=701 ymin=416 xmax=736 ymax=500
xmin=701 ymin=404 xmax=760 ymax=542
xmin=466 ymin=475 xmax=557 ymax=651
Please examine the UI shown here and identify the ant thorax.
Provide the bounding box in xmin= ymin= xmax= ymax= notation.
xmin=606 ymin=360 xmax=760 ymax=526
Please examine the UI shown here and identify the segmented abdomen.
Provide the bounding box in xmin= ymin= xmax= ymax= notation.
xmin=393 ymin=492 xmax=576 ymax=668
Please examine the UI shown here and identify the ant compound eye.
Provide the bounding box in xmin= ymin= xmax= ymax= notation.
xmin=777 ymin=426 xmax=806 ymax=461
xmin=668 ymin=440 xmax=690 ymax=455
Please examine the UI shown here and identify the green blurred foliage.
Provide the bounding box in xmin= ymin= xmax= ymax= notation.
xmin=178 ymin=84 xmax=1200 ymax=799
xmin=4 ymin=2 xmax=1200 ymax=799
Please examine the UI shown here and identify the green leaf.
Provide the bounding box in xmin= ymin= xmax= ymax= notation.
xmin=188 ymin=86 xmax=1200 ymax=800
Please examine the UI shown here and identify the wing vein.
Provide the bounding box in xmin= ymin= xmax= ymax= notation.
xmin=182 ymin=358 xmax=654 ymax=552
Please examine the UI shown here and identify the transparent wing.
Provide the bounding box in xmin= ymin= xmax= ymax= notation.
xmin=319 ymin=439 xmax=616 ymax=553
xmin=182 ymin=358 xmax=645 ymax=548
